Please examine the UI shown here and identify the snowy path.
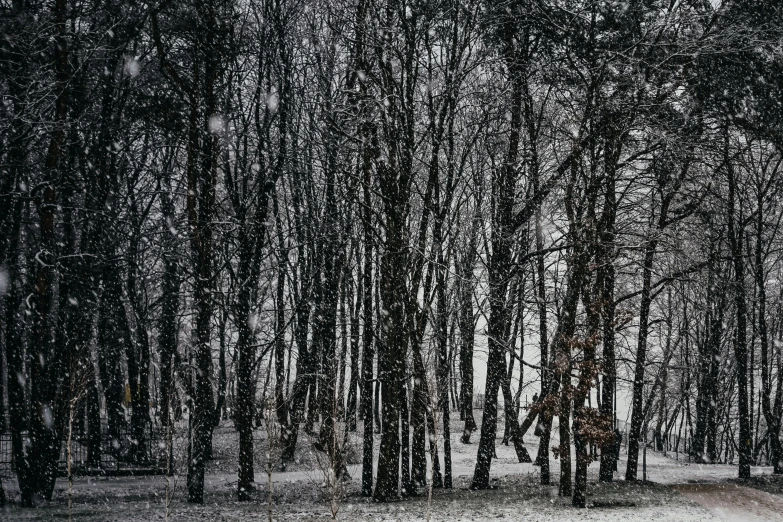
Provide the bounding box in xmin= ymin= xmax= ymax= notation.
xmin=673 ymin=482 xmax=783 ymax=521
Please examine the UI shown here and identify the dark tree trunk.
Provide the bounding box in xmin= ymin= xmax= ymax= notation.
xmin=4 ymin=191 xmax=31 ymax=503
xmin=626 ymin=240 xmax=657 ymax=481
xmin=598 ymin=128 xmax=619 ymax=482
xmin=313 ymin=241 xmax=342 ymax=466
xmin=554 ymin=254 xmax=586 ymax=498
xmin=98 ymin=266 xmax=132 ymax=451
xmin=726 ymin=136 xmax=752 ymax=479
xmin=410 ymin=360 xmax=427 ymax=489
xmin=400 ymin=381 xmax=411 ymax=495
xmin=436 ymin=255 xmax=452 ymax=489
xmin=346 ymin=258 xmax=361 ymax=432
xmin=281 ymin=182 xmax=314 ymax=462
xmin=158 ymin=178 xmax=181 ymax=435
xmin=360 ymin=132 xmax=375 ymax=495
xmin=626 ymin=163 xmax=684 ymax=480
xmin=469 ymin=193 xmax=514 ymax=489
xmin=457 ymin=253 xmax=477 ymax=439
xmin=127 ymin=206 xmax=151 ymax=464
xmin=501 ymin=363 xmax=530 ymax=464
xmin=694 ymin=236 xmax=724 ymax=463
xmin=158 ymin=284 xmax=179 ymax=431
xmin=213 ymin=310 xmax=228 ymax=430
xmin=572 ymin=279 xmax=601 ymax=507
xmin=373 ymin=162 xmax=408 ymax=501
xmin=755 ymin=190 xmax=782 ymax=473
xmin=313 ymin=113 xmax=344 ymax=468
xmin=706 ymin=298 xmax=723 ymax=464
xmin=85 ymin=357 xmax=103 ymax=467
xmin=281 ymin=278 xmax=312 ymax=464
xmin=234 ymin=205 xmax=275 ymax=497
xmin=559 ymin=362 xmax=572 ymax=496
xmin=533 ymin=235 xmax=552 ymax=481
xmin=186 ymin=35 xmax=221 ymax=500
xmin=471 ymin=39 xmax=523 ymax=489
xmin=274 ymin=192 xmax=290 ymax=455
xmin=337 ymin=269 xmax=349 ymax=419
xmin=457 ymin=198 xmax=480 ymax=443
xmin=231 ymin=15 xmax=286 ymax=491
xmin=25 ymin=0 xmax=70 ymax=503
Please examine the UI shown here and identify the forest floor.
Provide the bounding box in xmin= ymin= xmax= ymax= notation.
xmin=673 ymin=483 xmax=783 ymax=521
xmin=2 ymin=416 xmax=781 ymax=521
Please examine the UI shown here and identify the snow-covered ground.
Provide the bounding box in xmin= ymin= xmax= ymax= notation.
xmin=2 ymin=416 xmax=780 ymax=521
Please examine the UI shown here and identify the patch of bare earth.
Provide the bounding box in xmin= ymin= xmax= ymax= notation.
xmin=673 ymin=482 xmax=783 ymax=521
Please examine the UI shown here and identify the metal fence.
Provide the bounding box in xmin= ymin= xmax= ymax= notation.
xmin=0 ymin=432 xmax=11 ymax=474
xmin=0 ymin=426 xmax=166 ymax=477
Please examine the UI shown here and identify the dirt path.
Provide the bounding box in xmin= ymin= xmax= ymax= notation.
xmin=673 ymin=482 xmax=783 ymax=521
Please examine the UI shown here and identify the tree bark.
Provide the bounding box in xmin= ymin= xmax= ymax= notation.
xmin=726 ymin=134 xmax=752 ymax=479
xmin=471 ymin=57 xmax=522 ymax=489
xmin=755 ymin=189 xmax=782 ymax=473
xmin=26 ymin=0 xmax=70 ymax=502
xmin=626 ymin=163 xmax=685 ymax=480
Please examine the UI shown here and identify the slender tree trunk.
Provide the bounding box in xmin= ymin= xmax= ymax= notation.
xmin=471 ymin=44 xmax=523 ymax=489
xmin=158 ymin=181 xmax=181 ymax=433
xmin=756 ymin=192 xmax=782 ymax=473
xmin=598 ymin=133 xmax=619 ymax=482
xmin=337 ymin=269 xmax=349 ymax=418
xmin=373 ymin=162 xmax=408 ymax=500
xmin=127 ymin=211 xmax=151 ymax=464
xmin=187 ymin=32 xmax=222 ymax=499
xmin=559 ymin=358 xmax=572 ymax=497
xmin=400 ymin=381 xmax=411 ymax=495
xmin=281 ymin=283 xmax=312 ymax=464
xmin=553 ymin=255 xmax=586 ymax=498
xmin=26 ymin=0 xmax=70 ymax=502
xmin=726 ymin=137 xmax=752 ymax=479
xmin=572 ymin=278 xmax=601 ymax=508
xmin=5 ymin=191 xmax=32 ymax=503
xmin=706 ymin=299 xmax=723 ymax=463
xmin=271 ymin=188 xmax=290 ymax=457
xmin=626 ymin=240 xmax=657 ymax=481
xmin=346 ymin=260 xmax=361 ymax=432
xmin=457 ymin=240 xmax=477 ymax=440
xmin=436 ymin=255 xmax=452 ymax=488
xmin=410 ymin=357 xmax=427 ymax=489
xmin=360 ymin=234 xmax=374 ymax=495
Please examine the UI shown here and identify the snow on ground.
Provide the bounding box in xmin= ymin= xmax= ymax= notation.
xmin=1 ymin=416 xmax=779 ymax=520
xmin=2 ymin=471 xmax=717 ymax=521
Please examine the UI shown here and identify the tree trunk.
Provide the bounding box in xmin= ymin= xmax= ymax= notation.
xmin=756 ymin=191 xmax=782 ymax=473
xmin=186 ymin=41 xmax=220 ymax=500
xmin=360 ymin=130 xmax=375 ymax=495
xmin=373 ymin=162 xmax=408 ymax=500
xmin=572 ymin=279 xmax=601 ymax=508
xmin=436 ymin=253 xmax=452 ymax=489
xmin=626 ymin=240 xmax=657 ymax=481
xmin=127 ymin=210 xmax=151 ymax=464
xmin=726 ymin=136 xmax=752 ymax=479
xmin=158 ymin=182 xmax=181 ymax=433
xmin=598 ymin=130 xmax=619 ymax=482
xmin=274 ymin=209 xmax=289 ymax=458
xmin=559 ymin=360 xmax=572 ymax=497
xmin=471 ymin=43 xmax=523 ymax=489
xmin=4 ymin=189 xmax=32 ymax=503
xmin=346 ymin=259 xmax=361 ymax=432
xmin=26 ymin=0 xmax=70 ymax=502
xmin=457 ymin=244 xmax=477 ymax=440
